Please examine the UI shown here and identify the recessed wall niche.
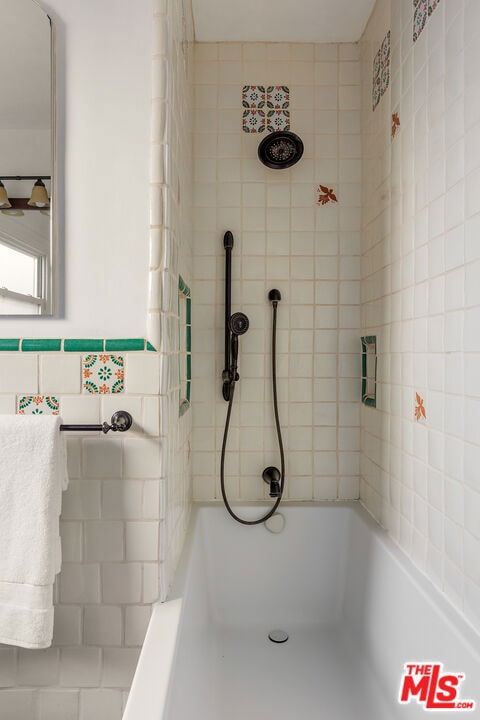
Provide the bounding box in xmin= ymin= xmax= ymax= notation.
xmin=361 ymin=336 xmax=377 ymax=407
xmin=178 ymin=276 xmax=191 ymax=416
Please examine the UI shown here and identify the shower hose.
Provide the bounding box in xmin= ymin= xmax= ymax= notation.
xmin=220 ymin=300 xmax=285 ymax=525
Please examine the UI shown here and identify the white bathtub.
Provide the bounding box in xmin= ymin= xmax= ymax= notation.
xmin=124 ymin=503 xmax=480 ymax=719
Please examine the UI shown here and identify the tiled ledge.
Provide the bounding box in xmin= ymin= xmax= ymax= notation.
xmin=0 ymin=338 xmax=157 ymax=352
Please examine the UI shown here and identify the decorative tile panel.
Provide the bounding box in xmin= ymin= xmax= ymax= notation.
xmin=17 ymin=395 xmax=60 ymax=415
xmin=372 ymin=31 xmax=390 ymax=111
xmin=82 ymin=354 xmax=124 ymax=394
xmin=428 ymin=0 xmax=440 ymax=17
xmin=242 ymin=85 xmax=266 ymax=133
xmin=413 ymin=0 xmax=428 ymax=42
xmin=266 ymin=86 xmax=290 ymax=132
xmin=242 ymin=85 xmax=290 ymax=133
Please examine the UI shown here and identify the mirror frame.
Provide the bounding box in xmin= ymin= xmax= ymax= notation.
xmin=48 ymin=11 xmax=57 ymax=316
xmin=0 ymin=1 xmax=57 ymax=316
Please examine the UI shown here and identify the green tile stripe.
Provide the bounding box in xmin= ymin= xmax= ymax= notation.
xmin=105 ymin=338 xmax=146 ymax=351
xmin=22 ymin=339 xmax=61 ymax=352
xmin=178 ymin=275 xmax=191 ymax=297
xmin=0 ymin=338 xmax=20 ymax=351
xmin=0 ymin=338 xmax=157 ymax=352
xmin=64 ymin=339 xmax=104 ymax=352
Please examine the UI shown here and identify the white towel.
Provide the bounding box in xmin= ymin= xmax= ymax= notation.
xmin=0 ymin=415 xmax=68 ymax=648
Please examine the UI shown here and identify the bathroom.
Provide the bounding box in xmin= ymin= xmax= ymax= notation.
xmin=0 ymin=0 xmax=479 ymax=717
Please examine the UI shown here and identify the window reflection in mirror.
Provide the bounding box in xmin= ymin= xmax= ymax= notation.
xmin=0 ymin=0 xmax=54 ymax=315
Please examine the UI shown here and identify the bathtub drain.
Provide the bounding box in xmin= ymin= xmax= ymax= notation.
xmin=268 ymin=630 xmax=289 ymax=643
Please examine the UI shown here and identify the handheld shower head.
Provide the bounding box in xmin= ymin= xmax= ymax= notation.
xmin=228 ymin=312 xmax=249 ymax=384
xmin=229 ymin=312 xmax=249 ymax=336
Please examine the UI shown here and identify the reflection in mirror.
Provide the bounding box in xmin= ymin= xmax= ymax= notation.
xmin=0 ymin=0 xmax=54 ymax=315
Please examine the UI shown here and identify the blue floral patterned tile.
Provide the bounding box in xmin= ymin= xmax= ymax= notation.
xmin=242 ymin=85 xmax=266 ymax=133
xmin=266 ymin=86 xmax=290 ymax=132
xmin=18 ymin=395 xmax=60 ymax=415
xmin=413 ymin=0 xmax=428 ymax=42
xmin=82 ymin=354 xmax=124 ymax=394
xmin=372 ymin=31 xmax=390 ymax=111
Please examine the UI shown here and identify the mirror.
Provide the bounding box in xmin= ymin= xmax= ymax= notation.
xmin=0 ymin=0 xmax=54 ymax=315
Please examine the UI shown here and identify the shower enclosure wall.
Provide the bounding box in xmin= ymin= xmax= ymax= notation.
xmin=191 ymin=0 xmax=480 ymax=637
xmin=192 ymin=40 xmax=363 ymax=507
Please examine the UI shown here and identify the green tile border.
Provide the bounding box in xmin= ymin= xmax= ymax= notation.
xmin=0 ymin=338 xmax=20 ymax=351
xmin=361 ymin=336 xmax=377 ymax=408
xmin=105 ymin=338 xmax=146 ymax=351
xmin=178 ymin=276 xmax=191 ymax=297
xmin=21 ymin=339 xmax=61 ymax=352
xmin=179 ymin=276 xmax=192 ymax=416
xmin=0 ymin=338 xmax=157 ymax=352
xmin=64 ymin=339 xmax=104 ymax=352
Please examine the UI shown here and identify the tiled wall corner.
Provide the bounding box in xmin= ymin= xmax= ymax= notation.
xmin=155 ymin=0 xmax=194 ymax=600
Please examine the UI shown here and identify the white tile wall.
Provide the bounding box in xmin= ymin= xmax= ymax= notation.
xmin=192 ymin=41 xmax=362 ymax=502
xmin=39 ymin=690 xmax=79 ymax=720
xmin=0 ymin=354 xmax=163 ymax=715
xmin=360 ymin=0 xmax=480 ymax=633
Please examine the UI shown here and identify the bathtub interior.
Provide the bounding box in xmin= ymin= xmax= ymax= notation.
xmin=126 ymin=503 xmax=480 ymax=720
xmin=166 ymin=503 xmax=385 ymax=720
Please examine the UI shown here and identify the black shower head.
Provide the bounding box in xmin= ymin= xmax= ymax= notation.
xmin=258 ymin=131 xmax=304 ymax=169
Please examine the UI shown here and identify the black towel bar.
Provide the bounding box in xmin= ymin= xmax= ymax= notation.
xmin=60 ymin=410 xmax=133 ymax=434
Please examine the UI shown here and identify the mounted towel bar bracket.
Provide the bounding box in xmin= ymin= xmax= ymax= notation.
xmin=60 ymin=410 xmax=133 ymax=434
